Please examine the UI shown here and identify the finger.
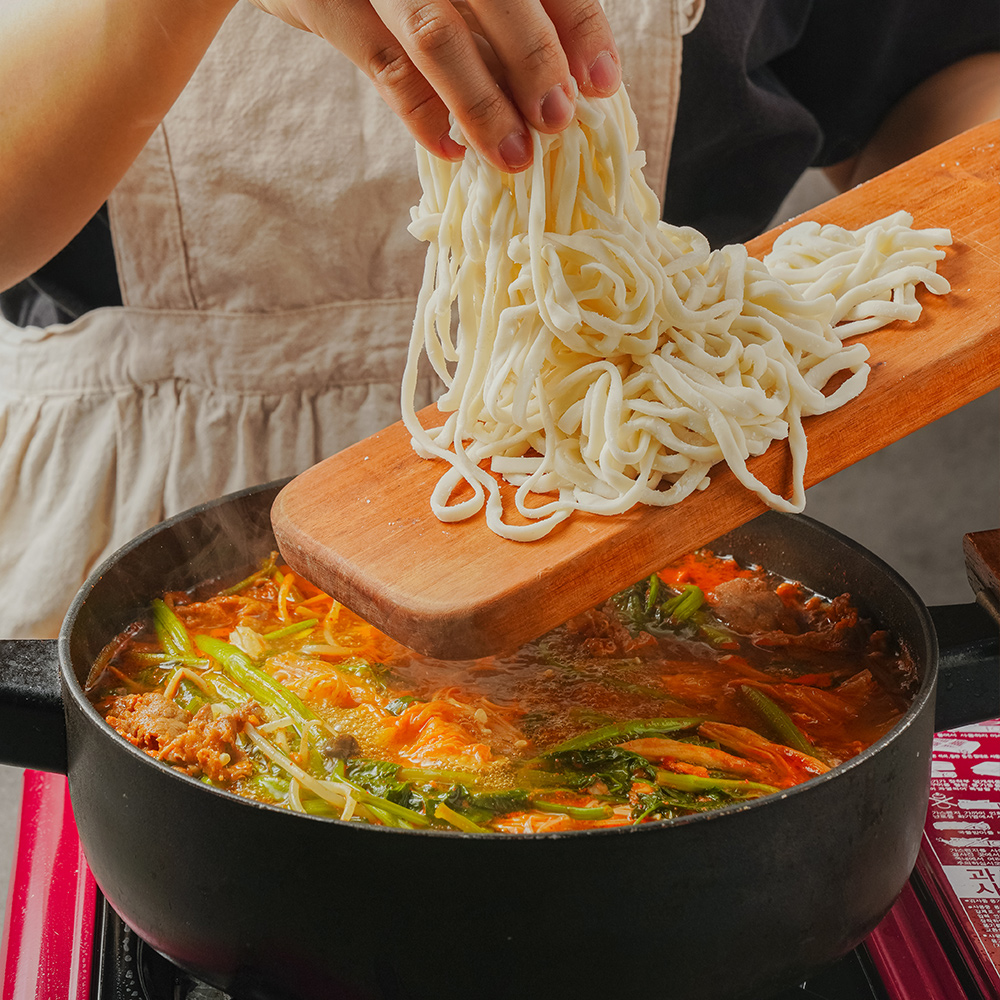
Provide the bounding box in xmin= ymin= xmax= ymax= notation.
xmin=373 ymin=0 xmax=534 ymax=171
xmin=451 ymin=2 xmax=507 ymax=83
xmin=543 ymin=0 xmax=621 ymax=97
xmin=304 ymin=0 xmax=468 ymax=163
xmin=466 ymin=0 xmax=620 ymax=132
xmin=466 ymin=0 xmax=576 ymax=134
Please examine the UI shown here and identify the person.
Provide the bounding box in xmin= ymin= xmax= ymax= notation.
xmin=0 ymin=0 xmax=997 ymax=639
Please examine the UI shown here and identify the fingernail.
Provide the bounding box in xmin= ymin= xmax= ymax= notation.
xmin=499 ymin=130 xmax=531 ymax=170
xmin=541 ymin=84 xmax=575 ymax=128
xmin=589 ymin=50 xmax=621 ymax=93
xmin=440 ymin=133 xmax=465 ymax=159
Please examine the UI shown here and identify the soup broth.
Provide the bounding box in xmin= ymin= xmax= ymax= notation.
xmin=88 ymin=550 xmax=916 ymax=833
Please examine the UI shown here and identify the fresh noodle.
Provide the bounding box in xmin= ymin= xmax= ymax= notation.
xmin=401 ymin=86 xmax=951 ymax=540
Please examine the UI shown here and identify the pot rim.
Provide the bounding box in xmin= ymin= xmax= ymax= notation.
xmin=58 ymin=480 xmax=939 ymax=842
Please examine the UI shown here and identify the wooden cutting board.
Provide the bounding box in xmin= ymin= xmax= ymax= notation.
xmin=272 ymin=121 xmax=1000 ymax=659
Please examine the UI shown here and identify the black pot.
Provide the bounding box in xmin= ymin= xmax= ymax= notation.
xmin=1 ymin=481 xmax=997 ymax=1000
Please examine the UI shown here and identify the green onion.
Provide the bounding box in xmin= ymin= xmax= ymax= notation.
xmin=644 ymin=573 xmax=661 ymax=613
xmin=263 ymin=619 xmax=318 ymax=641
xmin=434 ymin=802 xmax=489 ymax=834
xmin=349 ymin=789 xmax=430 ymax=828
xmin=219 ymin=554 xmax=277 ymax=596
xmin=530 ymin=797 xmax=613 ymax=820
xmin=740 ymin=685 xmax=818 ymax=758
xmin=546 ymin=716 xmax=702 ymax=755
xmin=661 ymin=585 xmax=704 ymax=622
xmin=396 ymin=765 xmax=484 ymax=786
xmin=209 ymin=672 xmax=250 ymax=708
xmin=655 ymin=770 xmax=778 ymax=796
xmin=194 ymin=634 xmax=317 ymax=733
xmin=172 ymin=678 xmax=210 ymax=715
xmin=151 ymin=599 xmax=195 ymax=658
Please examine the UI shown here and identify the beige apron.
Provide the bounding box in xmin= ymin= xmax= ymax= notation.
xmin=0 ymin=0 xmax=703 ymax=639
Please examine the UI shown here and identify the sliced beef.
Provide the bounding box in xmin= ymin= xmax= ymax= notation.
xmin=754 ymin=592 xmax=867 ymax=655
xmin=103 ymin=692 xmax=263 ymax=783
xmin=159 ymin=701 xmax=264 ymax=783
xmin=103 ymin=692 xmax=191 ymax=752
xmin=711 ymin=577 xmax=798 ymax=634
xmin=711 ymin=576 xmax=870 ymax=657
xmin=564 ymin=607 xmax=658 ymax=657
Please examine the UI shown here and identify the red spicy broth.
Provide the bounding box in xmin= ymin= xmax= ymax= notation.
xmin=86 ymin=549 xmax=916 ymax=834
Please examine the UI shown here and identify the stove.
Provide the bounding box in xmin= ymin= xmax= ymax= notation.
xmin=89 ymin=900 xmax=887 ymax=1000
xmin=4 ymin=721 xmax=998 ymax=1000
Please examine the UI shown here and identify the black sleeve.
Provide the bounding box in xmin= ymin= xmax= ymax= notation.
xmin=663 ymin=0 xmax=1000 ymax=248
xmin=1 ymin=203 xmax=122 ymax=326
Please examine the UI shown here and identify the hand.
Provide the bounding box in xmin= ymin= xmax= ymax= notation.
xmin=245 ymin=0 xmax=622 ymax=171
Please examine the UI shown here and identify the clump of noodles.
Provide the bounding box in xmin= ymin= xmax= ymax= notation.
xmin=400 ymin=87 xmax=951 ymax=541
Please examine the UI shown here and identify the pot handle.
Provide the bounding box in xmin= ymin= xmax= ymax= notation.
xmin=929 ymin=602 xmax=999 ymax=733
xmin=0 ymin=640 xmax=67 ymax=774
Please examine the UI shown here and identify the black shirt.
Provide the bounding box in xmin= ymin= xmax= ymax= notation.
xmin=664 ymin=0 xmax=1000 ymax=245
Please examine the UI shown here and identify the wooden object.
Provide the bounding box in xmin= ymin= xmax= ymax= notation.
xmin=964 ymin=529 xmax=1000 ymax=625
xmin=272 ymin=122 xmax=1000 ymax=659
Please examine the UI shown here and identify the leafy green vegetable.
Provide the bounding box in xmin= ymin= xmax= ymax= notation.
xmin=631 ymin=785 xmax=728 ymax=822
xmin=342 ymin=759 xmax=626 ymax=829
xmin=466 ymin=789 xmax=532 ymax=814
xmin=530 ymin=798 xmax=613 ymax=820
xmin=545 ymin=716 xmax=702 ymax=755
xmin=354 ymin=797 xmax=429 ymax=830
xmin=244 ymin=773 xmax=291 ymax=802
xmin=345 ymin=760 xmax=426 ymax=812
xmin=346 ymin=761 xmax=532 ymax=825
xmin=542 ymin=746 xmax=655 ymax=797
xmin=611 ymin=577 xmax=733 ymax=647
xmin=396 ymin=765 xmax=494 ymax=786
xmin=630 ymin=770 xmax=777 ymax=823
xmin=334 ymin=656 xmax=377 ymax=677
xmin=655 ymin=770 xmax=778 ymax=796
xmin=323 ymin=655 xmax=393 ymax=690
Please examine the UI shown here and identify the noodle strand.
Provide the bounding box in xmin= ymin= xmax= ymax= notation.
xmin=401 ymin=88 xmax=951 ymax=540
